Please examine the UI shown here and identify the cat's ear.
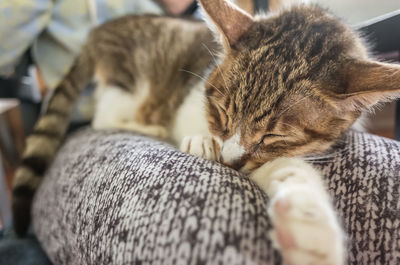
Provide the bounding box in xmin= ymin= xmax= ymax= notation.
xmin=332 ymin=59 xmax=400 ymax=110
xmin=199 ymin=0 xmax=254 ymax=49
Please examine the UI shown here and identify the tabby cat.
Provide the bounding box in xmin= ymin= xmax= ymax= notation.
xmin=13 ymin=0 xmax=400 ymax=264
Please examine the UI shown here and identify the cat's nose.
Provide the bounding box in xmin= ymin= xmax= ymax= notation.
xmin=219 ymin=133 xmax=246 ymax=168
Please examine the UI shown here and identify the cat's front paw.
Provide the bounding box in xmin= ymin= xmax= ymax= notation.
xmin=180 ymin=135 xmax=221 ymax=161
xmin=268 ymin=186 xmax=345 ymax=265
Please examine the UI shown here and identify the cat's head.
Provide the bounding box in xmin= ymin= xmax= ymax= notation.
xmin=200 ymin=0 xmax=400 ymax=172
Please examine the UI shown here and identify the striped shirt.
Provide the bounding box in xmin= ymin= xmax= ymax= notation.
xmin=0 ymin=0 xmax=163 ymax=89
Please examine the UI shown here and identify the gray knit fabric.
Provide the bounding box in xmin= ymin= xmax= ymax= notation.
xmin=32 ymin=128 xmax=400 ymax=265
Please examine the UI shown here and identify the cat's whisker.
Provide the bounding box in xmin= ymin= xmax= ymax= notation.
xmin=307 ymin=160 xmax=335 ymax=164
xmin=305 ymin=154 xmax=351 ymax=163
xmin=303 ymin=157 xmax=334 ymax=162
xmin=275 ymin=95 xmax=311 ymax=119
xmin=303 ymin=151 xmax=349 ymax=161
xmin=178 ymin=69 xmax=223 ymax=95
xmin=279 ymin=122 xmax=301 ymax=135
xmin=281 ymin=137 xmax=289 ymax=146
xmin=304 ymin=151 xmax=347 ymax=158
xmin=302 ymin=148 xmax=350 ymax=158
xmin=202 ymin=43 xmax=229 ymax=93
xmin=303 ymin=158 xmax=336 ymax=162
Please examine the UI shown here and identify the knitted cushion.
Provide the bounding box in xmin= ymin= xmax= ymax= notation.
xmin=32 ymin=128 xmax=400 ymax=264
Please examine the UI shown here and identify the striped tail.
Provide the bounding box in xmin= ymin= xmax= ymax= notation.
xmin=12 ymin=46 xmax=94 ymax=237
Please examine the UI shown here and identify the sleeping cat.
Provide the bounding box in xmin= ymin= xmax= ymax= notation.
xmin=12 ymin=0 xmax=400 ymax=264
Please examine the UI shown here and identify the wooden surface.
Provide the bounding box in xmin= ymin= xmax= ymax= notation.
xmin=0 ymin=158 xmax=12 ymax=230
xmin=0 ymin=99 xmax=25 ymax=230
xmin=0 ymin=99 xmax=25 ymax=194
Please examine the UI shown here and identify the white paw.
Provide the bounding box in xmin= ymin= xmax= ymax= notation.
xmin=268 ymin=186 xmax=345 ymax=265
xmin=180 ymin=135 xmax=220 ymax=161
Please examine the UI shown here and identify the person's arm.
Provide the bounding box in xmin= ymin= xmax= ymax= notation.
xmin=156 ymin=0 xmax=195 ymax=15
xmin=0 ymin=0 xmax=52 ymax=77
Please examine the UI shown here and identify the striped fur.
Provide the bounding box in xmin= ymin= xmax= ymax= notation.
xmin=12 ymin=15 xmax=216 ymax=236
xmin=12 ymin=46 xmax=94 ymax=236
xmin=202 ymin=2 xmax=400 ymax=171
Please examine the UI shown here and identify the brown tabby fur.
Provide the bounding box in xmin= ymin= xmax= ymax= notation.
xmin=92 ymin=16 xmax=216 ymax=127
xmin=12 ymin=1 xmax=400 ymax=237
xmin=12 ymin=15 xmax=217 ymax=236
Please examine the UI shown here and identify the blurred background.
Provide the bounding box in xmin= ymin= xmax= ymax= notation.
xmin=318 ymin=0 xmax=400 ymax=24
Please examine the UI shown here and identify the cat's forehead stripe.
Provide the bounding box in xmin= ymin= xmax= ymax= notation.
xmin=253 ymin=109 xmax=272 ymax=123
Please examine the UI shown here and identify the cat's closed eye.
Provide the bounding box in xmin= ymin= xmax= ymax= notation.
xmin=257 ymin=134 xmax=286 ymax=146
xmin=215 ymin=105 xmax=230 ymax=134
